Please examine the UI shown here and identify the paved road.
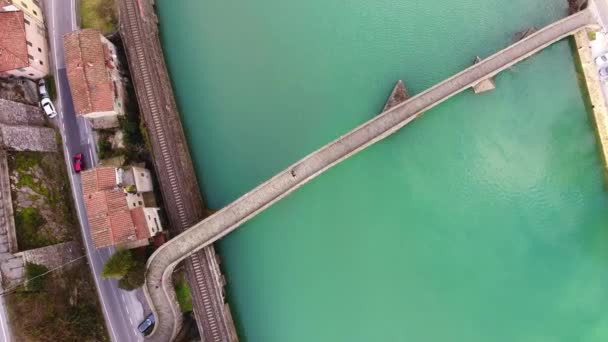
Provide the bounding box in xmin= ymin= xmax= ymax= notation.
xmin=41 ymin=1 xmax=145 ymax=341
xmin=0 ymin=294 xmax=10 ymax=342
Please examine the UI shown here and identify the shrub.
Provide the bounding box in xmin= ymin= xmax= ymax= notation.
xmin=118 ymin=265 xmax=145 ymax=291
xmin=44 ymin=75 xmax=56 ymax=100
xmin=175 ymin=274 xmax=193 ymax=312
xmin=81 ymin=0 xmax=117 ymax=34
xmin=15 ymin=208 xmax=50 ymax=249
xmin=101 ymin=250 xmax=134 ymax=279
xmin=24 ymin=262 xmax=48 ymax=292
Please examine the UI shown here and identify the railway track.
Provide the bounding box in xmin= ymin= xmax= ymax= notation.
xmin=123 ymin=0 xmax=188 ymax=227
xmin=119 ymin=0 xmax=235 ymax=341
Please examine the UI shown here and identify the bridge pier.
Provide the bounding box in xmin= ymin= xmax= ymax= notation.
xmin=382 ymin=80 xmax=409 ymax=111
xmin=472 ymin=56 xmax=496 ymax=94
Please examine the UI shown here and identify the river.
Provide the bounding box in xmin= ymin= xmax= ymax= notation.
xmin=156 ymin=0 xmax=608 ymax=340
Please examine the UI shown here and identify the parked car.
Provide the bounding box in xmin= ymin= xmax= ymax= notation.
xmin=38 ymin=79 xmax=48 ymax=99
xmin=73 ymin=153 xmax=84 ymax=173
xmin=138 ymin=313 xmax=155 ymax=336
xmin=596 ymin=53 xmax=608 ymax=66
xmin=40 ymin=98 xmax=57 ymax=118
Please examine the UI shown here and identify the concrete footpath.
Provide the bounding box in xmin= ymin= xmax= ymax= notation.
xmin=573 ymin=29 xmax=608 ymax=172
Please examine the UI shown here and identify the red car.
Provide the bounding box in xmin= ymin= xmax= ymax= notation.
xmin=73 ymin=153 xmax=84 ymax=173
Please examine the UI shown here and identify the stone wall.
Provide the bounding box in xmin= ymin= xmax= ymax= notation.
xmin=0 ymin=98 xmax=46 ymax=126
xmin=0 ymin=124 xmax=57 ymax=152
xmin=17 ymin=241 xmax=82 ymax=270
xmin=0 ymin=151 xmax=22 ymax=286
xmin=573 ymin=30 xmax=608 ymax=173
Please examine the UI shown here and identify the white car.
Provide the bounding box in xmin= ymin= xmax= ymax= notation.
xmin=40 ymin=98 xmax=57 ymax=118
xmin=596 ymin=52 xmax=608 ymax=66
xmin=38 ymin=79 xmax=48 ymax=99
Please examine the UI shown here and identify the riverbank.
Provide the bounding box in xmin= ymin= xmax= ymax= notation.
xmin=117 ymin=0 xmax=238 ymax=340
xmin=571 ymin=28 xmax=608 ymax=179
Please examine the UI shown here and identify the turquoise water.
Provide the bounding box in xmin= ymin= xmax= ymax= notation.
xmin=156 ymin=0 xmax=608 ymax=341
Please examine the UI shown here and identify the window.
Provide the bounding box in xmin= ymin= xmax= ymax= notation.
xmin=26 ymin=41 xmax=32 ymax=47
xmin=140 ymin=173 xmax=144 ymax=177
xmin=20 ymin=1 xmax=28 ymax=9
xmin=27 ymin=54 xmax=33 ymax=60
xmin=39 ymin=60 xmax=43 ymax=65
xmin=138 ymin=201 xmax=143 ymax=206
xmin=37 ymin=47 xmax=41 ymax=52
xmin=33 ymin=10 xmax=37 ymax=15
xmin=23 ymin=18 xmax=30 ymax=25
xmin=28 ymin=73 xmax=34 ymax=76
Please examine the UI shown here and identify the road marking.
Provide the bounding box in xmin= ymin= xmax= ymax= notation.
xmin=48 ymin=0 xmax=118 ymax=341
xmin=71 ymin=0 xmax=76 ymax=30
xmin=0 ymin=296 xmax=9 ymax=342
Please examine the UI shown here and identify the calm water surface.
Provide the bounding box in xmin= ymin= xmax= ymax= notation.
xmin=156 ymin=1 xmax=608 ymax=340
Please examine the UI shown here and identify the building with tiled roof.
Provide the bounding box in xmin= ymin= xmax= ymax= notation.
xmin=1 ymin=0 xmax=45 ymax=25
xmin=0 ymin=6 xmax=48 ymax=79
xmin=81 ymin=167 xmax=163 ymax=249
xmin=63 ymin=29 xmax=124 ymax=119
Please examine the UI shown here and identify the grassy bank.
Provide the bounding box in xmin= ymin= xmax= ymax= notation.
xmin=7 ymin=261 xmax=109 ymax=341
xmin=174 ymin=271 xmax=193 ymax=313
xmin=80 ymin=0 xmax=117 ymax=34
xmin=9 ymin=152 xmax=76 ymax=250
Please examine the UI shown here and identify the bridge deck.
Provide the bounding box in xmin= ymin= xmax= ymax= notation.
xmin=141 ymin=8 xmax=594 ymax=342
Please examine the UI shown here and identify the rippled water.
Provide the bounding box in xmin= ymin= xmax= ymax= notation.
xmin=156 ymin=0 xmax=608 ymax=340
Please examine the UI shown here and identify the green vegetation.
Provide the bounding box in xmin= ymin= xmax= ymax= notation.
xmin=7 ymin=264 xmax=109 ymax=341
xmin=80 ymin=0 xmax=117 ymax=34
xmin=9 ymin=151 xmax=77 ymax=249
xmin=24 ymin=262 xmax=48 ymax=292
xmin=118 ymin=266 xmax=146 ymax=290
xmin=101 ymin=249 xmax=135 ymax=279
xmin=15 ymin=208 xmax=54 ymax=249
xmin=97 ymin=114 xmax=149 ymax=164
xmin=120 ymin=114 xmax=148 ymax=164
xmin=588 ymin=30 xmax=597 ymax=41
xmin=16 ymin=174 xmax=50 ymax=198
xmin=97 ymin=130 xmax=117 ymax=160
xmin=13 ymin=152 xmax=41 ymax=173
xmin=175 ymin=273 xmax=193 ymax=313
xmin=44 ymin=75 xmax=57 ymax=101
xmin=102 ymin=249 xmax=146 ymax=290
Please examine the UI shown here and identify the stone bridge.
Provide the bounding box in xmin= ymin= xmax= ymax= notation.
xmin=143 ymin=7 xmax=598 ymax=342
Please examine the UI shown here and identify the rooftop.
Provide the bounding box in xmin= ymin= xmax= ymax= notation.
xmin=81 ymin=166 xmax=117 ymax=194
xmin=0 ymin=11 xmax=27 ymax=73
xmin=82 ymin=167 xmax=151 ymax=249
xmin=63 ymin=29 xmax=114 ymax=116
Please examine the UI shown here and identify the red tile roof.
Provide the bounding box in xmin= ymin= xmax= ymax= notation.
xmin=109 ymin=209 xmax=137 ymax=244
xmin=130 ymin=207 xmax=151 ymax=240
xmin=63 ymin=29 xmax=114 ymax=116
xmin=0 ymin=11 xmax=28 ymax=73
xmin=82 ymin=183 xmax=150 ymax=249
xmin=81 ymin=167 xmax=117 ymax=195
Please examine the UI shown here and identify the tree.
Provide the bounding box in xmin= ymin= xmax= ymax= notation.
xmin=24 ymin=262 xmax=48 ymax=292
xmin=118 ymin=263 xmax=145 ymax=291
xmin=101 ymin=249 xmax=134 ymax=279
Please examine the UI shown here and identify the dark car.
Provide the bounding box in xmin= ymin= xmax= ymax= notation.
xmin=73 ymin=153 xmax=84 ymax=173
xmin=138 ymin=313 xmax=155 ymax=336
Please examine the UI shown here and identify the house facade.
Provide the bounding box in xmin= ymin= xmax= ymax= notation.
xmin=81 ymin=166 xmax=163 ymax=249
xmin=64 ymin=29 xmax=125 ymax=119
xmin=0 ymin=0 xmax=44 ymax=24
xmin=0 ymin=9 xmax=49 ymax=79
